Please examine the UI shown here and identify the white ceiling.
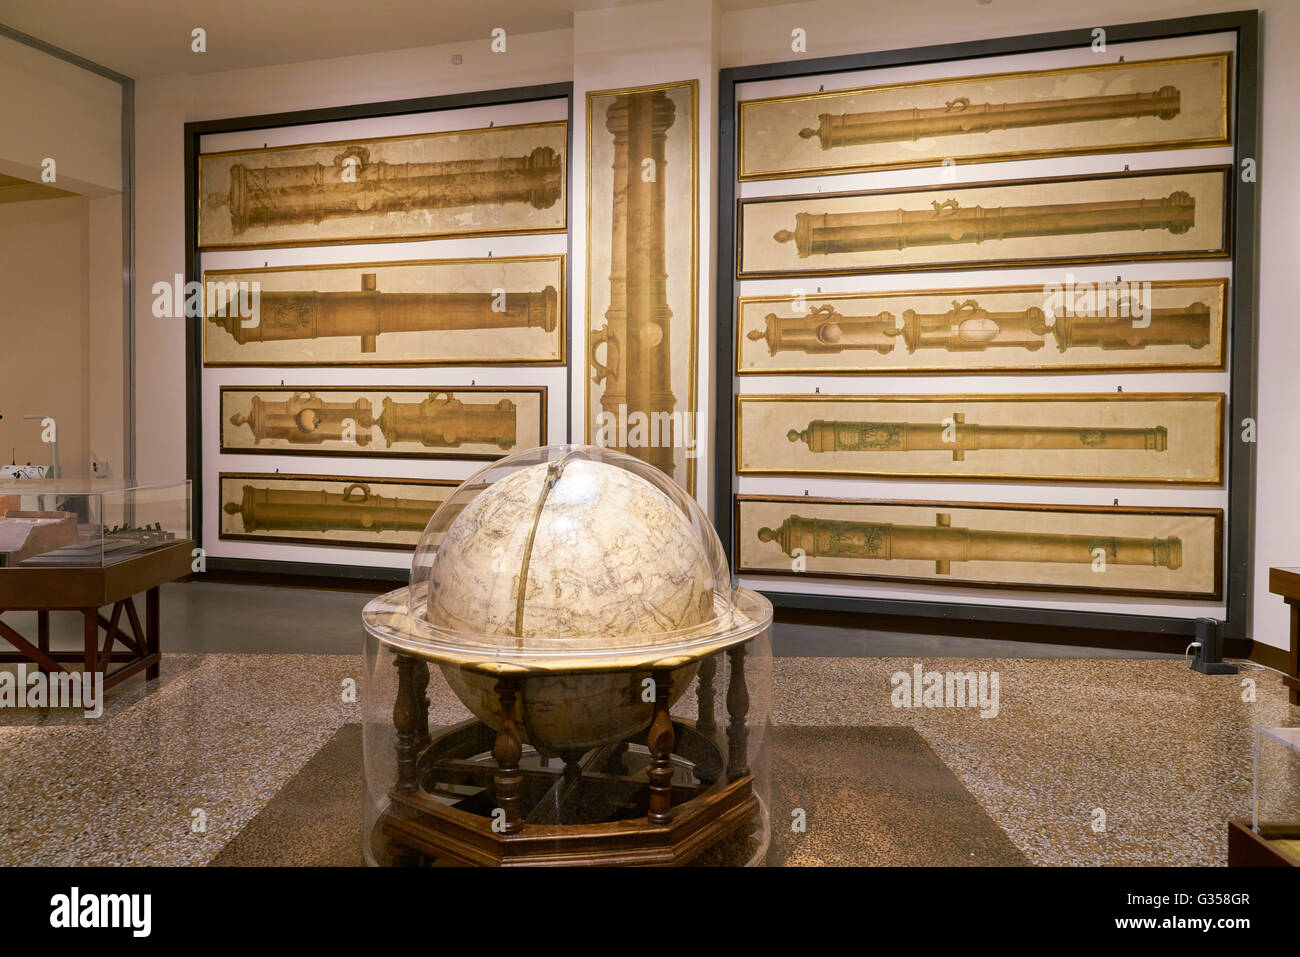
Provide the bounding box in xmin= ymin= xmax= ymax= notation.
xmin=0 ymin=0 xmax=787 ymax=78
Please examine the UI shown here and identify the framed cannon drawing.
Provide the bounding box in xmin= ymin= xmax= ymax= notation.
xmin=585 ymin=79 xmax=699 ymax=495
xmin=197 ymin=120 xmax=567 ymax=249
xmin=737 ymin=277 xmax=1227 ymax=376
xmin=737 ymin=166 xmax=1230 ymax=277
xmin=735 ymin=496 xmax=1223 ymax=600
xmin=202 ymin=255 xmax=565 ymax=367
xmin=219 ymin=386 xmax=546 ymax=460
xmin=738 ymin=51 xmax=1231 ymax=180
xmin=736 ymin=393 xmax=1224 ymax=484
xmin=218 ymin=473 xmax=456 ymax=551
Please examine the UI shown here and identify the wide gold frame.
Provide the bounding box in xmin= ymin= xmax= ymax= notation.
xmin=737 ymin=51 xmax=1232 ymax=180
xmin=734 ymin=494 xmax=1224 ymax=601
xmin=197 ymin=119 xmax=568 ymax=250
xmin=736 ymin=165 xmax=1232 ymax=279
xmin=735 ymin=391 xmax=1225 ymax=484
xmin=201 ymin=254 xmax=566 ymax=368
xmin=583 ymin=78 xmax=699 ymax=496
xmin=218 ymin=385 xmax=548 ymax=461
xmin=736 ymin=277 xmax=1229 ymax=376
xmin=217 ymin=472 xmax=457 ymax=552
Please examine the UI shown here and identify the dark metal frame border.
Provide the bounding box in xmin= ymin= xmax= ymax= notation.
xmin=734 ymin=276 xmax=1230 ymax=377
xmin=0 ymin=23 xmax=135 ymax=485
xmin=734 ymin=495 xmax=1226 ymax=602
xmin=715 ymin=11 xmax=1259 ymax=640
xmin=734 ymin=164 xmax=1233 ymax=278
xmin=216 ymin=471 xmax=459 ymax=553
xmin=216 ymin=383 xmax=548 ymax=461
xmin=184 ymin=82 xmax=575 ymax=582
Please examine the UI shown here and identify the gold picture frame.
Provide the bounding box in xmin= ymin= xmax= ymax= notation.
xmin=219 ymin=386 xmax=547 ymax=460
xmin=585 ymin=79 xmax=699 ymax=496
xmin=736 ymin=392 xmax=1224 ymax=484
xmin=198 ymin=120 xmax=568 ymax=249
xmin=218 ymin=472 xmax=456 ymax=551
xmin=735 ymin=495 xmax=1223 ymax=600
xmin=738 ymin=51 xmax=1232 ymax=180
xmin=737 ymin=166 xmax=1231 ymax=278
xmin=202 ymin=254 xmax=565 ymax=367
xmin=737 ymin=277 xmax=1228 ymax=375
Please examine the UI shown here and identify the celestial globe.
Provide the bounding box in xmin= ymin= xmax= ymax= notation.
xmin=404 ymin=446 xmax=731 ymax=757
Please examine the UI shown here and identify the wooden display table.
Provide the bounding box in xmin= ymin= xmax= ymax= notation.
xmin=1266 ymin=567 xmax=1300 ymax=706
xmin=0 ymin=540 xmax=194 ymax=690
xmin=1228 ymin=818 xmax=1300 ymax=866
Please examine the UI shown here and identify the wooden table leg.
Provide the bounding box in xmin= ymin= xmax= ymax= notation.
xmin=696 ymin=653 xmax=717 ymax=734
xmin=647 ymin=668 xmax=676 ymax=825
xmin=493 ymin=678 xmax=523 ymax=834
xmin=83 ymin=608 xmax=98 ymax=679
xmin=1284 ymin=602 xmax=1300 ymax=707
xmin=393 ymin=653 xmax=420 ymax=791
xmin=37 ymin=611 xmax=50 ymax=677
xmin=146 ymin=586 xmax=161 ymax=680
xmin=413 ymin=658 xmax=431 ymax=751
xmin=726 ymin=645 xmax=750 ymax=781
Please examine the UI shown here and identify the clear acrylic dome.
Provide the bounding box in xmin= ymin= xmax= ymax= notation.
xmin=377 ymin=444 xmax=750 ymax=667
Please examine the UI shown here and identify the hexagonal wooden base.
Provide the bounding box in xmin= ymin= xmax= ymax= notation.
xmin=378 ymin=716 xmax=759 ymax=866
xmin=383 ymin=773 xmax=758 ymax=867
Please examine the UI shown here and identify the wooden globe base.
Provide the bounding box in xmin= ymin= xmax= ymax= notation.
xmin=378 ymin=647 xmax=760 ymax=866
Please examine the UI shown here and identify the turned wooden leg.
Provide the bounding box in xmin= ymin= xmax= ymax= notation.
xmin=647 ymin=669 xmax=675 ymax=825
xmin=696 ymin=653 xmax=717 ymax=734
xmin=412 ymin=658 xmax=431 ymax=751
xmin=493 ymin=678 xmax=523 ymax=834
xmin=392 ymin=653 xmax=420 ymax=790
xmin=726 ymin=645 xmax=750 ymax=781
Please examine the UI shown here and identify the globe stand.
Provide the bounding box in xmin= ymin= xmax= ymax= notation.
xmin=377 ymin=646 xmax=761 ymax=866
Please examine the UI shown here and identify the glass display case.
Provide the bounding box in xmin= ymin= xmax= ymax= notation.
xmin=1251 ymin=727 xmax=1300 ymax=865
xmin=0 ymin=481 xmax=192 ymax=568
xmin=361 ymin=445 xmax=773 ymax=866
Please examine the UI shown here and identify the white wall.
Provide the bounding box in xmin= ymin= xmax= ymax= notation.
xmin=0 ymin=193 xmax=123 ymax=482
xmin=86 ymin=194 xmax=124 ymax=480
xmin=0 ymin=34 xmax=125 ymax=482
xmin=0 ymin=33 xmax=121 ymax=194
xmin=0 ymin=198 xmax=89 ymax=475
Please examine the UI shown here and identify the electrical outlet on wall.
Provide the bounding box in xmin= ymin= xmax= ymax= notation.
xmin=0 ymin=464 xmax=51 ymax=479
xmin=91 ymin=460 xmax=111 ymax=478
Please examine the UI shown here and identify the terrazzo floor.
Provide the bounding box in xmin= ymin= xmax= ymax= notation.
xmin=1 ymin=650 xmax=1294 ymax=866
